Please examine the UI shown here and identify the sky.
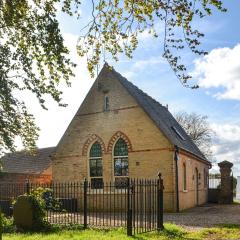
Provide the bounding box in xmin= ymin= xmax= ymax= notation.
xmin=20 ymin=1 xmax=240 ymax=175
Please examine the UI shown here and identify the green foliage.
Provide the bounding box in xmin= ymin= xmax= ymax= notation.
xmin=77 ymin=0 xmax=226 ymax=86
xmin=0 ymin=213 xmax=15 ymax=233
xmin=0 ymin=0 xmax=227 ymax=155
xmin=14 ymin=187 xmax=53 ymax=231
xmin=3 ymin=223 xmax=240 ymax=239
xmin=0 ymin=0 xmax=79 ymax=155
xmin=27 ymin=187 xmax=51 ymax=231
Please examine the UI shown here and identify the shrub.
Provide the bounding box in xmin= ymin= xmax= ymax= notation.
xmin=42 ymin=189 xmax=62 ymax=211
xmin=28 ymin=187 xmax=49 ymax=231
xmin=1 ymin=213 xmax=15 ymax=233
xmin=14 ymin=187 xmax=51 ymax=232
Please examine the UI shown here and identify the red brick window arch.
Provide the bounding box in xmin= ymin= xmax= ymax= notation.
xmin=82 ymin=134 xmax=106 ymax=156
xmin=107 ymin=131 xmax=132 ymax=153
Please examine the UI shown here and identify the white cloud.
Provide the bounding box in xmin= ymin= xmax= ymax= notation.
xmin=133 ymin=56 xmax=165 ymax=69
xmin=192 ymin=44 xmax=240 ymax=100
xmin=210 ymin=122 xmax=240 ymax=175
xmin=211 ymin=123 xmax=240 ymax=142
xmin=122 ymin=55 xmax=166 ymax=79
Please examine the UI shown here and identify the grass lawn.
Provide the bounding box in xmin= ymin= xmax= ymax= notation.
xmin=3 ymin=223 xmax=240 ymax=240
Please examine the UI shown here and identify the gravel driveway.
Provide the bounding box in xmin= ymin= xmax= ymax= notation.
xmin=164 ymin=204 xmax=240 ymax=229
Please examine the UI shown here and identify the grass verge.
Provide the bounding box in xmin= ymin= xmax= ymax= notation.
xmin=2 ymin=223 xmax=240 ymax=240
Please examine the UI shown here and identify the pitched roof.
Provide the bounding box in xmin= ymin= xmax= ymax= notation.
xmin=1 ymin=147 xmax=55 ymax=174
xmin=105 ymin=64 xmax=208 ymax=162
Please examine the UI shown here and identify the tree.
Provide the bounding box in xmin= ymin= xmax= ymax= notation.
xmin=175 ymin=111 xmax=215 ymax=159
xmin=0 ymin=0 xmax=226 ymax=155
xmin=0 ymin=0 xmax=78 ymax=155
xmin=78 ymin=0 xmax=226 ymax=86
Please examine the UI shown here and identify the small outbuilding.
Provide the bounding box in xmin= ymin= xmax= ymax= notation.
xmin=0 ymin=147 xmax=54 ymax=184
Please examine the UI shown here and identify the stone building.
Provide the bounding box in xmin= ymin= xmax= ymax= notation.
xmin=52 ymin=64 xmax=211 ymax=212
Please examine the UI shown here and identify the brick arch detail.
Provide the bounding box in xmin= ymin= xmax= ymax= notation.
xmin=82 ymin=134 xmax=106 ymax=156
xmin=107 ymin=131 xmax=133 ymax=153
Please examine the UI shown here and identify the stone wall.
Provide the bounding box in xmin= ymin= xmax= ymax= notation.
xmin=0 ymin=172 xmax=52 ymax=184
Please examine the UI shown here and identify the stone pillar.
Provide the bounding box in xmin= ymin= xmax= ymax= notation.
xmin=218 ymin=160 xmax=233 ymax=204
xmin=236 ymin=176 xmax=240 ymax=200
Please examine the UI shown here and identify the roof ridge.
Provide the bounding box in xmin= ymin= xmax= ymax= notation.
xmin=1 ymin=146 xmax=54 ymax=174
xmin=5 ymin=146 xmax=56 ymax=155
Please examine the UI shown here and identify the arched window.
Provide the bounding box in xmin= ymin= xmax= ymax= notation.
xmin=113 ymin=138 xmax=128 ymax=187
xmin=104 ymin=95 xmax=110 ymax=111
xmin=89 ymin=142 xmax=103 ymax=189
xmin=183 ymin=163 xmax=187 ymax=191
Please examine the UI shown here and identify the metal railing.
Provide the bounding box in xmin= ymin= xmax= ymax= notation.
xmin=0 ymin=174 xmax=164 ymax=236
xmin=208 ymin=174 xmax=221 ymax=189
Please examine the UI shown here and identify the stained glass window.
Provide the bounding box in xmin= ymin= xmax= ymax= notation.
xmin=90 ymin=142 xmax=102 ymax=158
xmin=114 ymin=138 xmax=128 ymax=156
xmin=89 ymin=142 xmax=103 ymax=189
xmin=114 ymin=138 xmax=128 ymax=181
xmin=90 ymin=158 xmax=103 ymax=177
xmin=114 ymin=158 xmax=128 ymax=176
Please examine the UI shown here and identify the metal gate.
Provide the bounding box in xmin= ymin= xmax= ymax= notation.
xmin=128 ymin=174 xmax=164 ymax=235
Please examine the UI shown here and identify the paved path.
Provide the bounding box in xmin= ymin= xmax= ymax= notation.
xmin=164 ymin=204 xmax=240 ymax=229
xmin=47 ymin=203 xmax=240 ymax=230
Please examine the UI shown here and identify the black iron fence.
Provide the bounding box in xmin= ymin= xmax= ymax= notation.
xmin=0 ymin=175 xmax=164 ymax=236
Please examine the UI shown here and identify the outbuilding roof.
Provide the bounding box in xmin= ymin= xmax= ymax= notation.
xmin=1 ymin=147 xmax=55 ymax=174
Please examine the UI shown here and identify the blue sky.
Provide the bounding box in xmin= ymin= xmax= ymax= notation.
xmin=22 ymin=1 xmax=240 ymax=175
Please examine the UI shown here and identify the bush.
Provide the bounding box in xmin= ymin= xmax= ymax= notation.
xmin=1 ymin=213 xmax=15 ymax=233
xmin=28 ymin=188 xmax=49 ymax=231
xmin=14 ymin=187 xmax=51 ymax=232
xmin=42 ymin=189 xmax=62 ymax=211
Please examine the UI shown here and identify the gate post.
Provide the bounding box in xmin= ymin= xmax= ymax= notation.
xmin=157 ymin=172 xmax=164 ymax=231
xmin=127 ymin=178 xmax=133 ymax=236
xmin=83 ymin=178 xmax=88 ymax=229
xmin=218 ymin=161 xmax=233 ymax=204
xmin=25 ymin=179 xmax=30 ymax=195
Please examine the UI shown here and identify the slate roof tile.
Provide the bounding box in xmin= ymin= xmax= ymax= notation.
xmin=1 ymin=147 xmax=55 ymax=174
xmin=108 ymin=65 xmax=208 ymax=162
